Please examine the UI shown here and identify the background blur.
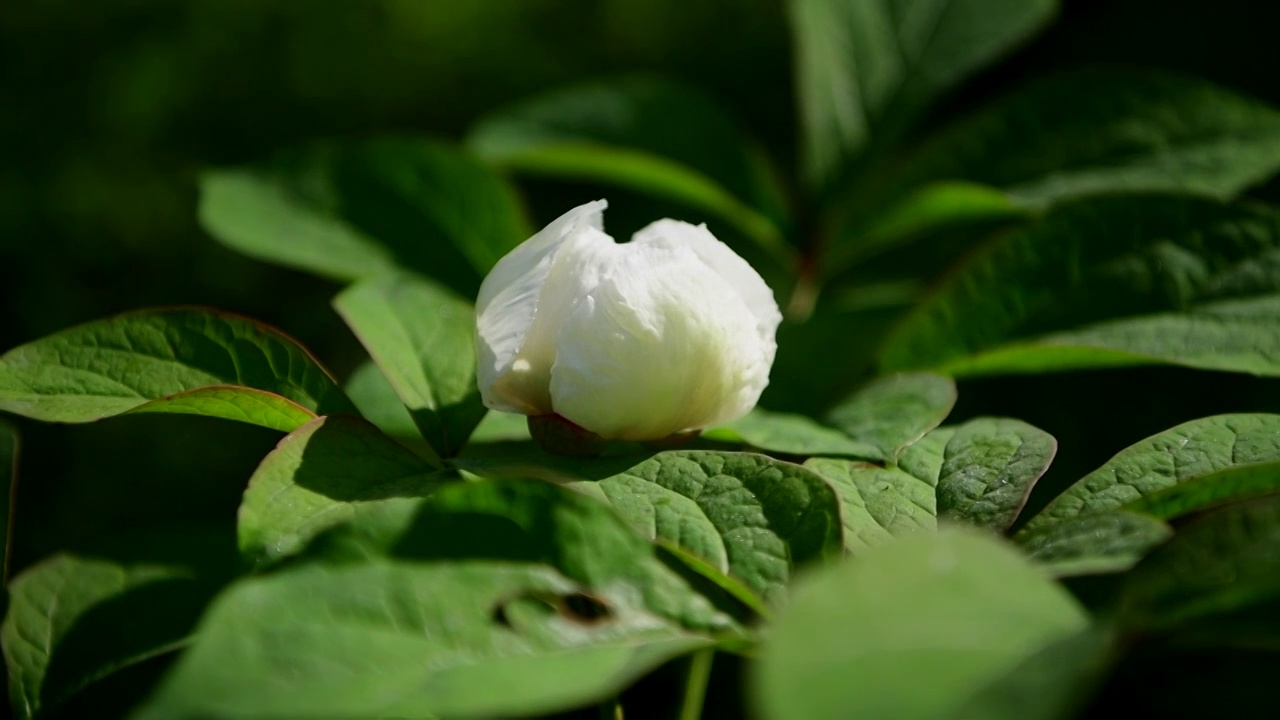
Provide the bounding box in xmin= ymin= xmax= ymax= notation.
xmin=4 ymin=4 xmax=1280 ymax=710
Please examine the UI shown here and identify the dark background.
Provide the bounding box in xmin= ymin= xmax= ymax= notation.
xmin=2 ymin=3 xmax=1280 ymax=714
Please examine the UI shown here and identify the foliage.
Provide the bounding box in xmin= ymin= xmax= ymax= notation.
xmin=6 ymin=0 xmax=1280 ymax=718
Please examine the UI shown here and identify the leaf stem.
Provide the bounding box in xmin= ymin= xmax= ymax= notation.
xmin=679 ymin=649 xmax=715 ymax=720
xmin=598 ymin=696 xmax=623 ymax=720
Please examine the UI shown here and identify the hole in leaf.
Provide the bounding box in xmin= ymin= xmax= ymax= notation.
xmin=559 ymin=591 xmax=612 ymax=625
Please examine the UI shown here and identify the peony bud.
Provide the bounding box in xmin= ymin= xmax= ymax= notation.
xmin=475 ymin=200 xmax=781 ymax=441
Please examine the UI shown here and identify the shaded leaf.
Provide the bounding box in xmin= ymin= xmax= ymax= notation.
xmin=0 ymin=420 xmax=14 ymax=579
xmin=804 ymin=457 xmax=935 ymax=553
xmin=882 ymin=196 xmax=1280 ymax=373
xmin=825 ymin=372 xmax=956 ymax=458
xmin=1119 ymin=496 xmax=1280 ymax=633
xmin=1016 ymin=511 xmax=1173 ymax=577
xmin=939 ymin=294 xmax=1280 ymax=378
xmin=0 ymin=309 xmax=352 ymax=430
xmin=343 ymin=360 xmax=437 ymax=460
xmin=334 ymin=273 xmax=486 ymax=458
xmin=238 ymin=416 xmax=447 ymax=569
xmin=754 ymin=529 xmax=1086 ymax=720
xmin=703 ymin=409 xmax=882 ymax=459
xmin=936 ymin=417 xmax=1056 ymax=531
xmin=583 ymin=451 xmax=843 ymax=605
xmin=1019 ymin=414 xmax=1280 ymax=535
xmin=136 ymin=481 xmax=740 ymax=720
xmin=1124 ymin=461 xmax=1280 ymax=520
xmin=891 ymin=68 xmax=1280 ymax=209
xmin=896 ymin=426 xmax=956 ymax=485
xmin=200 ymin=138 xmax=530 ymax=295
xmin=468 ymin=77 xmax=791 ymax=264
xmin=789 ymin=0 xmax=1058 ymax=186
xmin=1 ymin=529 xmax=236 ymax=720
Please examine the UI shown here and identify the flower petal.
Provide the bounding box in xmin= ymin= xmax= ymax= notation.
xmin=632 ymin=219 xmax=782 ymax=359
xmin=475 ymin=199 xmax=607 ymax=413
xmin=549 ymin=243 xmax=772 ymax=440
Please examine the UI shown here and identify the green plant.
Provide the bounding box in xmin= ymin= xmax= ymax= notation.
xmin=6 ymin=0 xmax=1280 ymax=718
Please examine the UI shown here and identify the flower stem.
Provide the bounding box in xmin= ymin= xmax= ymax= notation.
xmin=679 ymin=649 xmax=715 ymax=720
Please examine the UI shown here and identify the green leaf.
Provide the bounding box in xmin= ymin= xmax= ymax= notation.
xmin=825 ymin=181 xmax=1026 ymax=279
xmin=789 ymin=0 xmax=1058 ymax=187
xmin=199 ymin=138 xmax=530 ymax=294
xmin=945 ymin=627 xmax=1114 ymax=720
xmin=0 ymin=420 xmax=14 ymax=579
xmin=896 ymin=426 xmax=956 ymax=485
xmin=467 ymin=77 xmax=791 ymax=264
xmin=0 ymin=308 xmax=352 ymax=430
xmin=467 ymin=410 xmax=532 ymax=445
xmin=583 ymin=451 xmax=843 ymax=605
xmin=1 ymin=529 xmax=236 ymax=720
xmin=804 ymin=457 xmax=936 ymax=553
xmin=881 ymin=196 xmax=1280 ymax=374
xmin=936 ymin=417 xmax=1057 ymax=531
xmin=343 ymin=360 xmax=437 ymax=461
xmin=333 ymin=273 xmax=486 ymax=458
xmin=754 ymin=529 xmax=1087 ymax=720
xmin=703 ymin=408 xmax=882 ymax=459
xmin=1016 ymin=511 xmax=1173 ymax=577
xmin=1119 ymin=496 xmax=1280 ymax=633
xmin=136 ymin=481 xmax=740 ymax=720
xmin=238 ymin=415 xmax=447 ymax=569
xmin=1019 ymin=414 xmax=1280 ymax=536
xmin=891 ymin=68 xmax=1280 ymax=209
xmin=824 ymin=372 xmax=956 ymax=458
xmin=1123 ymin=461 xmax=1280 ymax=521
xmin=939 ymin=294 xmax=1280 ymax=378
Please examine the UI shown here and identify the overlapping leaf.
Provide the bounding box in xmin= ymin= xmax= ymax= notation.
xmin=882 ymin=196 xmax=1280 ymax=375
xmin=1019 ymin=414 xmax=1280 ymax=535
xmin=468 ymin=77 xmax=791 ymax=264
xmin=1 ymin=530 xmax=237 ymax=720
xmin=754 ymin=530 xmax=1088 ymax=720
xmin=199 ymin=138 xmax=530 ymax=295
xmin=334 ymin=273 xmax=486 ymax=458
xmin=825 ymin=372 xmax=956 ymax=458
xmin=237 ymin=415 xmax=448 ymax=568
xmin=789 ymin=0 xmax=1058 ymax=186
xmin=583 ymin=451 xmax=843 ymax=605
xmin=137 ymin=481 xmax=740 ymax=720
xmin=0 ymin=309 xmax=352 ymax=431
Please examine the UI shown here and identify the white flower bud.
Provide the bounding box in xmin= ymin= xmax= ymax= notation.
xmin=475 ymin=200 xmax=781 ymax=441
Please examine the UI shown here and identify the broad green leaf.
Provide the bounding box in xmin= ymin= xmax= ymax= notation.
xmin=703 ymin=408 xmax=882 ymax=459
xmin=1124 ymin=461 xmax=1280 ymax=521
xmin=937 ymin=417 xmax=1057 ymax=531
xmin=754 ymin=529 xmax=1087 ymax=720
xmin=946 ymin=628 xmax=1114 ymax=720
xmin=467 ymin=410 xmax=532 ymax=445
xmin=805 ymin=457 xmax=935 ymax=553
xmin=334 ymin=273 xmax=486 ymax=458
xmin=890 ymin=68 xmax=1280 ymax=209
xmin=238 ymin=415 xmax=447 ymax=568
xmin=939 ymin=294 xmax=1280 ymax=378
xmin=789 ymin=0 xmax=1058 ymax=187
xmin=343 ymin=359 xmax=437 ymax=460
xmin=1 ymin=529 xmax=236 ymax=720
xmin=1019 ymin=414 xmax=1280 ymax=536
xmin=0 ymin=309 xmax=352 ymax=430
xmin=199 ymin=138 xmax=530 ymax=294
xmin=468 ymin=77 xmax=791 ymax=264
xmin=896 ymin=426 xmax=956 ymax=485
xmin=584 ymin=451 xmax=843 ymax=605
xmin=1016 ymin=511 xmax=1173 ymax=577
xmin=824 ymin=181 xmax=1026 ymax=278
xmin=0 ymin=420 xmax=14 ymax=579
xmin=825 ymin=372 xmax=956 ymax=458
xmin=1119 ymin=496 xmax=1280 ymax=633
xmin=882 ymin=196 xmax=1280 ymax=373
xmin=136 ymin=481 xmax=739 ymax=720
